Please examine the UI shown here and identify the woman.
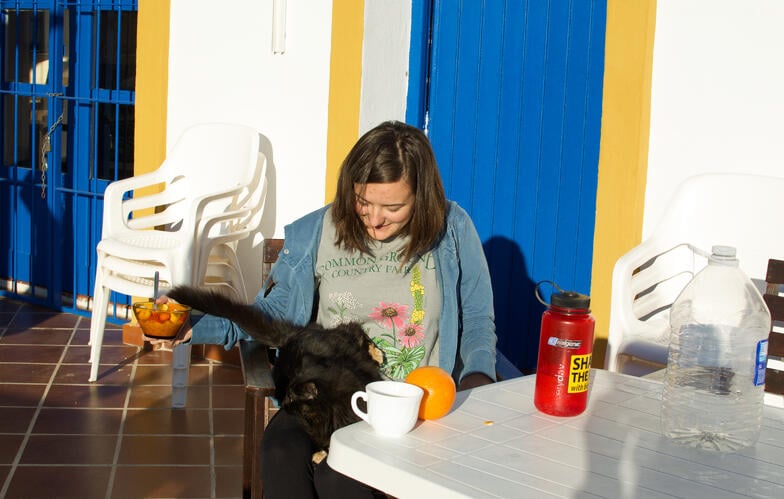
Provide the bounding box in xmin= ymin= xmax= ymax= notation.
xmin=178 ymin=120 xmax=496 ymax=497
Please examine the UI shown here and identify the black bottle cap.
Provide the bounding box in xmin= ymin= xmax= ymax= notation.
xmin=551 ymin=291 xmax=591 ymax=310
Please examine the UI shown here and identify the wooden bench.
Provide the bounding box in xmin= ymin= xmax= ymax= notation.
xmin=239 ymin=238 xmax=283 ymax=499
xmin=764 ymin=258 xmax=784 ymax=405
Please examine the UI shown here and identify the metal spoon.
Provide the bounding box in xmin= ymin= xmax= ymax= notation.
xmin=153 ymin=271 xmax=160 ymax=309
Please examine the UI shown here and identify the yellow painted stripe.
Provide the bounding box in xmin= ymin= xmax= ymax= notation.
xmin=134 ymin=0 xmax=169 ymax=176
xmin=590 ymin=0 xmax=657 ymax=366
xmin=325 ymin=0 xmax=365 ymax=203
xmin=131 ymin=0 xmax=169 ymax=305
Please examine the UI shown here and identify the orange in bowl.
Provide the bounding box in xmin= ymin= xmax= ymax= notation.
xmin=133 ymin=302 xmax=191 ymax=339
xmin=405 ymin=366 xmax=456 ymax=420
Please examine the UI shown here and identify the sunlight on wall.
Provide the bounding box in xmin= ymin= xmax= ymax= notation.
xmin=135 ymin=0 xmax=169 ymax=177
xmin=591 ymin=0 xmax=657 ymax=366
xmin=325 ymin=0 xmax=364 ymax=203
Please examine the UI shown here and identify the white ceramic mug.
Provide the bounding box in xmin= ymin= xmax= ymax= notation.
xmin=351 ymin=380 xmax=424 ymax=437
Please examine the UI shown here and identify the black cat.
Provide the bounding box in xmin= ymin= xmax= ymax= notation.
xmin=167 ymin=286 xmax=384 ymax=462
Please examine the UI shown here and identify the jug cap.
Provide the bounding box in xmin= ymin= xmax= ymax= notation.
xmin=709 ymin=245 xmax=740 ymax=267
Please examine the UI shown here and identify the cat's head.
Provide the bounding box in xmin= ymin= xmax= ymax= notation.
xmin=279 ymin=322 xmax=385 ymax=436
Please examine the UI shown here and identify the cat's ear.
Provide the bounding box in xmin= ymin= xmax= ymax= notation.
xmin=368 ymin=343 xmax=385 ymax=366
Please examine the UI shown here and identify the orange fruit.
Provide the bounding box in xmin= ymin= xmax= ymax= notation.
xmin=405 ymin=366 xmax=456 ymax=420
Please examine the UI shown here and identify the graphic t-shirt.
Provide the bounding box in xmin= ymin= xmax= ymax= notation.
xmin=315 ymin=210 xmax=440 ymax=380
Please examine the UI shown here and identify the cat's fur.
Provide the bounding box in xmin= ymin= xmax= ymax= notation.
xmin=167 ymin=285 xmax=384 ymax=461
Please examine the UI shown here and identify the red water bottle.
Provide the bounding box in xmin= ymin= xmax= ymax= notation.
xmin=533 ymin=282 xmax=595 ymax=416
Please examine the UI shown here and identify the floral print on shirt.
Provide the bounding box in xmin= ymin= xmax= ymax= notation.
xmin=325 ymin=291 xmax=361 ymax=326
xmin=370 ymin=264 xmax=426 ymax=379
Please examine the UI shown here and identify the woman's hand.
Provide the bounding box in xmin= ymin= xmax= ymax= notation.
xmin=457 ymin=372 xmax=494 ymax=391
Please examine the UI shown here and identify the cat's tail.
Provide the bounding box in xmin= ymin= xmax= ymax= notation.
xmin=167 ymin=285 xmax=293 ymax=347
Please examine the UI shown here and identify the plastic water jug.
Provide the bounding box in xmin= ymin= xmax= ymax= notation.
xmin=661 ymin=245 xmax=771 ymax=451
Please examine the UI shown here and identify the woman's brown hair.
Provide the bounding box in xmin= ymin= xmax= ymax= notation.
xmin=332 ymin=121 xmax=447 ymax=264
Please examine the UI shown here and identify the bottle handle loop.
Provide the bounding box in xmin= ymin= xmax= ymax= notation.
xmin=535 ymin=280 xmax=565 ymax=307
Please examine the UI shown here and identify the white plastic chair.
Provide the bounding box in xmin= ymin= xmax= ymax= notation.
xmin=88 ymin=122 xmax=267 ymax=407
xmin=605 ymin=173 xmax=784 ymax=376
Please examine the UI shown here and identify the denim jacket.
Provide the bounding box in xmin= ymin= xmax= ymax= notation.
xmin=191 ymin=201 xmax=497 ymax=383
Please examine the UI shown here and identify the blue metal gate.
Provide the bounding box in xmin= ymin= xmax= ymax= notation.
xmin=0 ymin=0 xmax=137 ymax=316
xmin=409 ymin=0 xmax=607 ymax=371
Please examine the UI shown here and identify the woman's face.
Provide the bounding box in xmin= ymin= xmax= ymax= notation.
xmin=354 ymin=179 xmax=415 ymax=241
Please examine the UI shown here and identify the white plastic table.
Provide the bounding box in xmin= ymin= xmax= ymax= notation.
xmin=328 ymin=369 xmax=784 ymax=498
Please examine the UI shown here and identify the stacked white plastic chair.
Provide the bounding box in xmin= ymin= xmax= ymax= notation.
xmin=605 ymin=173 xmax=784 ymax=377
xmin=89 ymin=122 xmax=267 ymax=407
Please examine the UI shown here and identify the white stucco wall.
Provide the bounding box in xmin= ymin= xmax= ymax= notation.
xmin=167 ymin=0 xmax=333 ymax=240
xmin=359 ymin=0 xmax=411 ymax=134
xmin=644 ymin=0 xmax=784 ymax=237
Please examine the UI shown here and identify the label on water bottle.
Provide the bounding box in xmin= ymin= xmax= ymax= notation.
xmin=547 ymin=337 xmax=582 ymax=349
xmin=754 ymin=339 xmax=768 ymax=386
xmin=568 ymin=353 xmax=592 ymax=393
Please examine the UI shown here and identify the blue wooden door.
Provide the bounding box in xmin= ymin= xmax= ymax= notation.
xmin=409 ymin=0 xmax=607 ymax=370
xmin=0 ymin=0 xmax=136 ymax=316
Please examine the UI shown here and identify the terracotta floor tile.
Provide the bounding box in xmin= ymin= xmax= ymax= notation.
xmin=189 ymin=354 xmax=214 ymax=366
xmin=0 ymin=383 xmax=47 ymax=407
xmin=76 ymin=317 xmax=123 ymax=331
xmin=0 ymin=362 xmax=56 ymax=383
xmin=132 ymin=364 xmax=173 ymax=385
xmin=186 ymin=364 xmax=212 ymax=385
xmin=213 ymin=385 xmax=246 ymax=408
xmin=0 ymin=344 xmax=64 ymax=363
xmin=5 ymin=465 xmax=112 ymax=498
xmin=0 ymin=407 xmax=36 ymax=433
xmin=54 ymin=363 xmax=133 ymax=385
xmin=130 ymin=363 xmax=215 ymax=388
xmin=88 ymin=362 xmax=141 ymax=383
xmin=0 ymin=312 xmax=14 ymax=327
xmin=0 ymin=466 xmax=9 ymax=490
xmin=213 ymin=409 xmax=245 ymax=435
xmin=118 ymin=435 xmax=211 ymax=465
xmin=0 ymin=434 xmax=24 ymax=464
xmin=126 ymin=385 xmax=177 ymax=409
xmin=63 ymin=344 xmax=140 ymax=364
xmin=214 ymin=435 xmax=244 ymax=466
xmin=110 ymin=465 xmax=212 ymax=499
xmin=179 ymin=382 xmax=207 ymax=408
xmin=123 ymin=408 xmax=211 ymax=435
xmin=0 ymin=299 xmax=23 ymax=312
xmin=21 ymin=434 xmax=118 ymax=464
xmin=8 ymin=312 xmax=81 ymax=329
xmin=129 ymin=384 xmax=210 ymax=409
xmin=32 ymin=408 xmax=124 ymax=434
xmin=44 ymin=384 xmax=129 ymax=408
xmin=72 ymin=328 xmax=124 ymax=346
xmin=0 ymin=298 xmax=251 ymax=495
xmin=215 ymin=465 xmax=244 ymax=498
xmin=136 ymin=348 xmax=176 ymax=365
xmin=213 ymin=364 xmax=245 ymax=385
xmin=0 ymin=328 xmax=72 ymax=345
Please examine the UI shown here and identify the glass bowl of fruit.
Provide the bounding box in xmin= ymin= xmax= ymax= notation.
xmin=133 ymin=301 xmax=191 ymax=339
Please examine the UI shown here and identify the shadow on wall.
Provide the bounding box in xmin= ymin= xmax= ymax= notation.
xmin=234 ymin=132 xmax=278 ymax=303
xmin=484 ymin=236 xmax=542 ymax=374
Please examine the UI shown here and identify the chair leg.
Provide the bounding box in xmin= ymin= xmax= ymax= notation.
xmin=88 ymin=282 xmax=110 ymax=382
xmin=171 ymin=343 xmax=191 ymax=408
xmin=243 ymin=389 xmax=266 ymax=499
